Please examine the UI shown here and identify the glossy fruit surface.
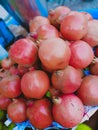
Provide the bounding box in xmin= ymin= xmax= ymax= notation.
xmin=60 ymin=11 xmax=87 ymax=40
xmin=0 ymin=75 xmax=21 ymax=98
xmin=77 ymin=75 xmax=98 ymax=106
xmin=21 ymin=70 xmax=50 ymax=99
xmin=9 ymin=38 xmax=38 ymax=66
xmin=69 ymin=40 xmax=94 ymax=69
xmin=27 ymin=98 xmax=53 ymax=129
xmin=52 ymin=94 xmax=84 ymax=128
xmin=51 ymin=65 xmax=82 ymax=93
xmin=7 ymin=99 xmax=27 ymax=123
xmin=38 ymin=37 xmax=71 ymax=71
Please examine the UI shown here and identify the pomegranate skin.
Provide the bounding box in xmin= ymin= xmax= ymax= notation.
xmin=21 ymin=70 xmax=50 ymax=99
xmin=51 ymin=65 xmax=82 ymax=94
xmin=37 ymin=24 xmax=59 ymax=41
xmin=29 ymin=16 xmax=50 ymax=33
xmin=7 ymin=99 xmax=27 ymax=123
xmin=27 ymin=98 xmax=53 ymax=129
xmin=69 ymin=40 xmax=94 ymax=69
xmin=0 ymin=75 xmax=21 ymax=98
xmin=48 ymin=6 xmax=71 ymax=27
xmin=0 ymin=94 xmax=11 ymax=110
xmin=9 ymin=38 xmax=38 ymax=66
xmin=83 ymin=20 xmax=98 ymax=47
xmin=60 ymin=11 xmax=88 ymax=41
xmin=52 ymin=94 xmax=84 ymax=128
xmin=77 ymin=75 xmax=98 ymax=106
xmin=38 ymin=38 xmax=71 ymax=71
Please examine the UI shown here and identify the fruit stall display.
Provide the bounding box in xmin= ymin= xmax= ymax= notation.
xmin=0 ymin=5 xmax=98 ymax=130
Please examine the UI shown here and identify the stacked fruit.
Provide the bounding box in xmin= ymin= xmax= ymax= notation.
xmin=0 ymin=6 xmax=98 ymax=129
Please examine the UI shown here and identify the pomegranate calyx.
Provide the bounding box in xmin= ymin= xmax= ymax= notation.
xmin=53 ymin=97 xmax=61 ymax=104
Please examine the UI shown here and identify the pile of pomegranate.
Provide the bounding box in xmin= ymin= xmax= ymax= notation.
xmin=0 ymin=6 xmax=98 ymax=129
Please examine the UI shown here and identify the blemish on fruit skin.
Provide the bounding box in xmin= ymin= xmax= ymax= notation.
xmin=55 ymin=70 xmax=61 ymax=76
xmin=77 ymin=108 xmax=82 ymax=112
xmin=71 ymin=102 xmax=75 ymax=107
xmin=55 ymin=70 xmax=64 ymax=77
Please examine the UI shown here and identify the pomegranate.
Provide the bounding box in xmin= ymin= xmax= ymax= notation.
xmin=9 ymin=38 xmax=38 ymax=67
xmin=81 ymin=12 xmax=93 ymax=21
xmin=83 ymin=20 xmax=98 ymax=47
xmin=21 ymin=70 xmax=50 ymax=99
xmin=0 ymin=94 xmax=11 ymax=110
xmin=8 ymin=65 xmax=21 ymax=76
xmin=48 ymin=6 xmax=71 ymax=28
xmin=77 ymin=75 xmax=98 ymax=106
xmin=27 ymin=98 xmax=53 ymax=129
xmin=1 ymin=57 xmax=13 ymax=70
xmin=17 ymin=65 xmax=29 ymax=76
xmin=36 ymin=24 xmax=59 ymax=44
xmin=7 ymin=99 xmax=27 ymax=123
xmin=60 ymin=11 xmax=88 ymax=40
xmin=51 ymin=65 xmax=82 ymax=94
xmin=29 ymin=16 xmax=50 ymax=33
xmin=38 ymin=38 xmax=71 ymax=71
xmin=69 ymin=40 xmax=94 ymax=69
xmin=52 ymin=94 xmax=84 ymax=128
xmin=0 ymin=75 xmax=21 ymax=98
